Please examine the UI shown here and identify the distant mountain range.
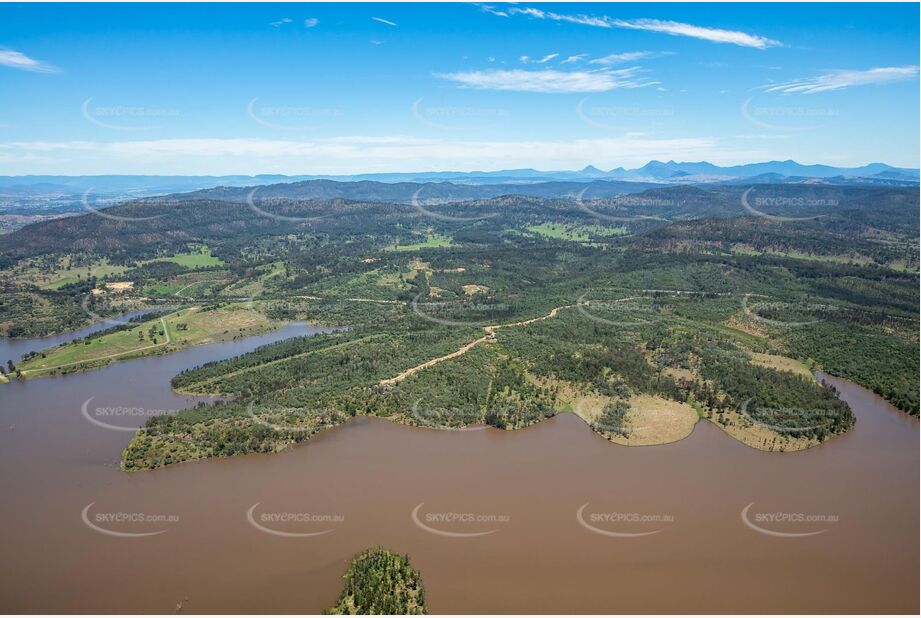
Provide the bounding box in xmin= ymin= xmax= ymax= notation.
xmin=0 ymin=160 xmax=917 ymax=215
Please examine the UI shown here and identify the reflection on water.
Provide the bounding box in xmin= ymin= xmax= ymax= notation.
xmin=0 ymin=329 xmax=917 ymax=613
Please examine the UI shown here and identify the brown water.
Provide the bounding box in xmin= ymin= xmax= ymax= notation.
xmin=0 ymin=324 xmax=918 ymax=614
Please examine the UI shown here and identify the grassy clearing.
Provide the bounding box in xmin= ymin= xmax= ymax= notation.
xmin=390 ymin=233 xmax=454 ymax=252
xmin=750 ymin=352 xmax=814 ymax=380
xmin=707 ymin=410 xmax=822 ymax=452
xmin=606 ymin=395 xmax=699 ymax=446
xmin=16 ymin=304 xmax=275 ymax=378
xmin=146 ymin=246 xmax=224 ymax=268
xmin=525 ymin=223 xmax=628 ymax=242
xmin=543 ymin=378 xmax=699 ymax=446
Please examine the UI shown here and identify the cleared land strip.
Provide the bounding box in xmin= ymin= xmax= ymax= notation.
xmin=379 ymin=304 xmax=576 ymax=386
xmin=173 ymin=279 xmax=228 ymax=299
xmin=291 ymin=295 xmax=403 ymax=305
xmin=19 ymin=317 xmax=172 ymax=376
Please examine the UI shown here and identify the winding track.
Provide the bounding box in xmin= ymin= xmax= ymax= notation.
xmin=379 ymin=304 xmax=576 ymax=386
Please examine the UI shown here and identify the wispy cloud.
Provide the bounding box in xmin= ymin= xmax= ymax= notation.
xmin=371 ymin=17 xmax=398 ymax=27
xmin=304 ymin=18 xmax=319 ymax=28
xmin=561 ymin=54 xmax=588 ymax=64
xmin=611 ymin=19 xmax=779 ymax=49
xmin=509 ymin=7 xmax=610 ymax=28
xmin=0 ymin=49 xmax=58 ymax=73
xmin=763 ymin=66 xmax=920 ymax=94
xmin=270 ymin=17 xmax=292 ymax=27
xmin=493 ymin=7 xmax=780 ymax=49
xmin=478 ymin=4 xmax=509 ymax=18
xmin=520 ymin=53 xmax=560 ymax=64
xmin=590 ymin=51 xmax=663 ymax=66
xmin=436 ymin=67 xmax=657 ymax=93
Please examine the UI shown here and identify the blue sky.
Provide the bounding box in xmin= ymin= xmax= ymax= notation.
xmin=0 ymin=2 xmax=918 ymax=175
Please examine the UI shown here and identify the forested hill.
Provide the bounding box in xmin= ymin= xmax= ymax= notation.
xmin=179 ymin=178 xmax=659 ymax=203
xmin=1 ymin=183 xmax=916 ymax=264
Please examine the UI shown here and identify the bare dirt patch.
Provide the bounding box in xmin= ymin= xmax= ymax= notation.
xmin=104 ymin=281 xmax=134 ymax=292
xmin=462 ymin=284 xmax=489 ymax=296
xmin=750 ymin=352 xmax=814 ymax=379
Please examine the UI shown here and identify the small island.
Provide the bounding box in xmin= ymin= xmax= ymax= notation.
xmin=326 ymin=548 xmax=426 ymax=615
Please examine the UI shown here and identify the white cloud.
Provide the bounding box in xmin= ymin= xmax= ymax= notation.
xmin=270 ymin=17 xmax=292 ymax=27
xmin=496 ymin=7 xmax=779 ymax=49
xmin=763 ymin=66 xmax=920 ymax=94
xmin=509 ymin=7 xmax=611 ymax=28
xmin=520 ymin=53 xmax=560 ymax=64
xmin=478 ymin=4 xmax=509 ymax=18
xmin=304 ymin=18 xmax=319 ymax=28
xmin=436 ymin=67 xmax=657 ymax=93
xmin=0 ymin=49 xmax=58 ymax=73
xmin=371 ymin=17 xmax=398 ymax=27
xmin=590 ymin=51 xmax=659 ymax=66
xmin=561 ymin=54 xmax=588 ymax=64
xmin=0 ymin=135 xmax=770 ymax=175
xmin=610 ymin=19 xmax=779 ymax=49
